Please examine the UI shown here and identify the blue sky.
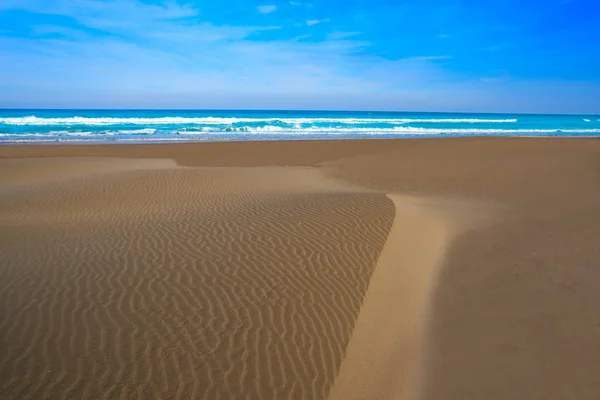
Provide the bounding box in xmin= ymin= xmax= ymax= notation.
xmin=0 ymin=0 xmax=599 ymax=112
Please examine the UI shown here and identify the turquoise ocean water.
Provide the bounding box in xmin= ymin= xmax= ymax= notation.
xmin=1 ymin=109 xmax=599 ymax=143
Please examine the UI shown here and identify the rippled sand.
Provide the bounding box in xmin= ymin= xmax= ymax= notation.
xmin=2 ymin=138 xmax=600 ymax=400
xmin=0 ymin=158 xmax=393 ymax=399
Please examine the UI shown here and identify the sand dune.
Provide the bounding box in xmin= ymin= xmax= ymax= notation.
xmin=2 ymin=138 xmax=600 ymax=400
xmin=329 ymin=195 xmax=490 ymax=400
xmin=0 ymin=159 xmax=393 ymax=399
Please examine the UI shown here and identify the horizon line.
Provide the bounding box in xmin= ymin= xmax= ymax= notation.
xmin=1 ymin=108 xmax=598 ymax=117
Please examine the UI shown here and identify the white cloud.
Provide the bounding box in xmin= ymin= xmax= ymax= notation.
xmin=0 ymin=0 xmax=200 ymax=36
xmin=4 ymin=0 xmax=199 ymax=20
xmin=306 ymin=18 xmax=330 ymax=26
xmin=4 ymin=32 xmax=600 ymax=113
xmin=437 ymin=34 xmax=450 ymax=39
xmin=404 ymin=55 xmax=453 ymax=61
xmin=0 ymin=0 xmax=442 ymax=104
xmin=257 ymin=5 xmax=276 ymax=14
xmin=30 ymin=25 xmax=87 ymax=38
xmin=328 ymin=31 xmax=360 ymax=40
xmin=289 ymin=1 xmax=302 ymax=5
xmin=4 ymin=1 xmax=599 ymax=113
xmin=5 ymin=0 xmax=279 ymax=43
xmin=292 ymin=34 xmax=312 ymax=41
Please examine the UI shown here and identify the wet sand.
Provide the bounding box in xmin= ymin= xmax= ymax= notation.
xmin=2 ymin=138 xmax=600 ymax=399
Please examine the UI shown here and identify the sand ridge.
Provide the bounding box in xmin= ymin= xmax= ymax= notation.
xmin=329 ymin=195 xmax=491 ymax=400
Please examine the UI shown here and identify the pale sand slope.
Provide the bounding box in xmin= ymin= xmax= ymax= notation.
xmin=0 ymin=158 xmax=394 ymax=399
xmin=324 ymin=138 xmax=600 ymax=400
xmin=2 ymin=138 xmax=600 ymax=399
xmin=329 ymin=195 xmax=490 ymax=400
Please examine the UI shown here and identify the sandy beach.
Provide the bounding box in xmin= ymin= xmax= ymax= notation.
xmin=2 ymin=138 xmax=600 ymax=399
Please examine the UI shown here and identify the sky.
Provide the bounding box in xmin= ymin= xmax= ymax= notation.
xmin=0 ymin=0 xmax=599 ymax=113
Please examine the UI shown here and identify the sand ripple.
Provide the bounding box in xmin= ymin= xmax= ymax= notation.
xmin=0 ymin=161 xmax=393 ymax=399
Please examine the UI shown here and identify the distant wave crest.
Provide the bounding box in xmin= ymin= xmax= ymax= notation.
xmin=3 ymin=126 xmax=600 ymax=139
xmin=0 ymin=116 xmax=518 ymax=126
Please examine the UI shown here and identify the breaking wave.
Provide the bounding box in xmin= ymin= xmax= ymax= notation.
xmin=2 ymin=126 xmax=600 ymax=140
xmin=2 ymin=111 xmax=598 ymax=143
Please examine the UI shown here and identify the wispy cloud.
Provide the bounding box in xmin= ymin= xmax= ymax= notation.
xmin=0 ymin=0 xmax=201 ymax=40
xmin=257 ymin=5 xmax=276 ymax=14
xmin=306 ymin=18 xmax=330 ymax=27
xmin=30 ymin=25 xmax=88 ymax=39
xmin=0 ymin=2 xmax=375 ymax=97
xmin=328 ymin=31 xmax=360 ymax=40
xmin=292 ymin=34 xmax=312 ymax=41
xmin=0 ymin=0 xmax=199 ymax=20
xmin=4 ymin=0 xmax=281 ymax=44
xmin=405 ymin=55 xmax=453 ymax=61
xmin=1 ymin=0 xmax=599 ymax=112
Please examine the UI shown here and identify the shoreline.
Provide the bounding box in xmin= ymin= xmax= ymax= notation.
xmin=1 ymin=133 xmax=599 ymax=146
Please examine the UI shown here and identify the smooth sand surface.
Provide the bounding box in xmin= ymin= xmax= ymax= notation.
xmin=329 ymin=195 xmax=489 ymax=400
xmin=2 ymin=138 xmax=600 ymax=399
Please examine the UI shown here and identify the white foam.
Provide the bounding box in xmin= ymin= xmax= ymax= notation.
xmin=3 ymin=126 xmax=600 ymax=144
xmin=117 ymin=128 xmax=157 ymax=134
xmin=0 ymin=128 xmax=156 ymax=137
xmin=3 ymin=127 xmax=600 ymax=139
xmin=176 ymin=126 xmax=600 ymax=135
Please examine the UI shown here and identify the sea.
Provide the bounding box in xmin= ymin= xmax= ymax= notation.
xmin=1 ymin=109 xmax=599 ymax=144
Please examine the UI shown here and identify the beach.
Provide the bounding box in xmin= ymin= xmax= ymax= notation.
xmin=1 ymin=137 xmax=600 ymax=399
